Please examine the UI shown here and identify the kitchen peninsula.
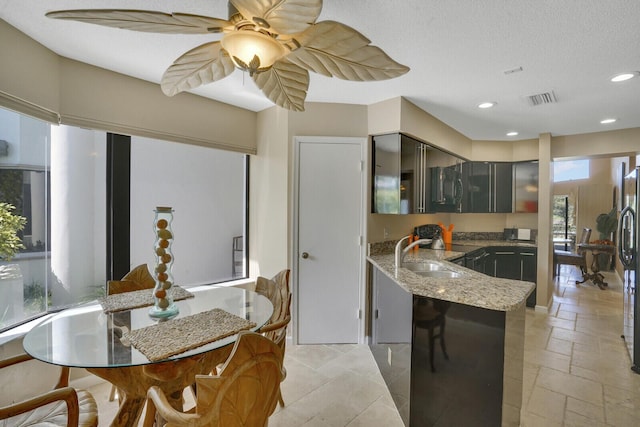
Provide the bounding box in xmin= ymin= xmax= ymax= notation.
xmin=368 ymin=242 xmax=534 ymax=427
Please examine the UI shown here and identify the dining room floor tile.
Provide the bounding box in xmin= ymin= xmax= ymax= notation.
xmin=84 ymin=265 xmax=640 ymax=426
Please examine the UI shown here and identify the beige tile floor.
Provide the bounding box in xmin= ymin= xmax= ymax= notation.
xmin=521 ymin=266 xmax=640 ymax=426
xmin=85 ymin=266 xmax=640 ymax=426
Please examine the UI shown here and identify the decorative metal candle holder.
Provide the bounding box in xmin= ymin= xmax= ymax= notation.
xmin=149 ymin=206 xmax=179 ymax=319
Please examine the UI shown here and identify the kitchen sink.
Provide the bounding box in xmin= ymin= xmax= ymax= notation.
xmin=402 ymin=261 xmax=447 ymax=272
xmin=412 ymin=270 xmax=462 ymax=278
xmin=402 ymin=261 xmax=462 ymax=278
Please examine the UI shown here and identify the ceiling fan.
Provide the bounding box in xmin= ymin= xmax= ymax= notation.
xmin=46 ymin=0 xmax=410 ymax=112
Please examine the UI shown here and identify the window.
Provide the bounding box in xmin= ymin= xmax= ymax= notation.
xmin=552 ymin=194 xmax=577 ymax=249
xmin=129 ymin=136 xmax=248 ymax=286
xmin=0 ymin=106 xmax=248 ymax=332
xmin=553 ymin=159 xmax=590 ymax=182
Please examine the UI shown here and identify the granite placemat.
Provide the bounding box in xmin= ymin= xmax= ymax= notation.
xmin=123 ymin=308 xmax=256 ymax=361
xmin=99 ymin=286 xmax=194 ymax=313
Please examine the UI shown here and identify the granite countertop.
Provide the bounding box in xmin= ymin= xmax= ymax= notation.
xmin=368 ymin=248 xmax=535 ymax=312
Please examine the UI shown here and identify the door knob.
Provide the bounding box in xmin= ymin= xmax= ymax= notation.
xmin=301 ymin=252 xmax=309 ymax=259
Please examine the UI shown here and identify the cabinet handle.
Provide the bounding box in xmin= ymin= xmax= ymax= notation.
xmin=520 ymin=260 xmax=524 ymax=279
xmin=520 ymin=252 xmax=534 ymax=256
xmin=492 ymin=164 xmax=495 ymax=212
xmin=495 ymin=251 xmax=515 ymax=255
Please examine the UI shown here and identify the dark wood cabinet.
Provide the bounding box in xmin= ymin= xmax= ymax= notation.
xmin=467 ymin=246 xmax=537 ymax=307
xmin=464 ymin=248 xmax=491 ymax=274
xmin=519 ymin=249 xmax=537 ymax=307
xmin=487 ymin=248 xmax=520 ymax=279
xmin=371 ymin=133 xmax=428 ymax=214
xmin=461 ymin=162 xmax=512 ymax=213
xmin=450 ymin=256 xmax=465 ymax=266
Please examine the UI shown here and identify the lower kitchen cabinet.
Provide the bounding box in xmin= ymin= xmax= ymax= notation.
xmin=519 ymin=249 xmax=537 ymax=307
xmin=488 ymin=247 xmax=520 ymax=279
xmin=464 ymin=248 xmax=490 ymax=274
xmin=466 ymin=246 xmax=537 ymax=308
xmin=371 ymin=266 xmax=412 ymax=344
xmin=490 ymin=247 xmax=537 ymax=307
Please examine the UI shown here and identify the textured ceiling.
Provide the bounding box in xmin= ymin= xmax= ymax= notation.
xmin=1 ymin=0 xmax=639 ymax=141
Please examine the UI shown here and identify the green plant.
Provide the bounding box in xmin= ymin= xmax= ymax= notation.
xmin=0 ymin=202 xmax=26 ymax=260
xmin=596 ymin=207 xmax=618 ymax=240
xmin=23 ymin=280 xmax=48 ymax=315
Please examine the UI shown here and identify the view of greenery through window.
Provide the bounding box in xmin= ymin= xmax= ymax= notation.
xmin=552 ymin=159 xmax=587 ymax=248
xmin=552 ymin=195 xmax=576 ymax=246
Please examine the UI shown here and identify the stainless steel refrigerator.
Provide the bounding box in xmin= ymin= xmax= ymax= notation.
xmin=619 ymin=166 xmax=639 ymax=373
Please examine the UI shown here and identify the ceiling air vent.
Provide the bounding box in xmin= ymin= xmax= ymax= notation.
xmin=526 ymin=90 xmax=557 ymax=106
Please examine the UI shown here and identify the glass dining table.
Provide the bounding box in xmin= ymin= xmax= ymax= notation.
xmin=23 ymin=285 xmax=273 ymax=427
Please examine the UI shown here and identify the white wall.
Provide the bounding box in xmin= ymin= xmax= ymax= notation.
xmin=130 ymin=136 xmax=245 ymax=285
xmin=250 ymin=107 xmax=290 ymax=279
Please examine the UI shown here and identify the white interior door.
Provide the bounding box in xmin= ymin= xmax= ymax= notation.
xmin=295 ymin=137 xmax=364 ymax=344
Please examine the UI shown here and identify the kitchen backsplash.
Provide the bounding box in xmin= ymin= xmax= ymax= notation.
xmin=453 ymin=230 xmax=538 ymax=242
xmin=368 ymin=229 xmax=538 ymax=256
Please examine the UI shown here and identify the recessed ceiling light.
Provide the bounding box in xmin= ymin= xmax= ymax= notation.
xmin=600 ymin=118 xmax=617 ymax=124
xmin=610 ymin=72 xmax=639 ymax=82
xmin=478 ymin=102 xmax=496 ymax=109
xmin=506 ymin=131 xmax=519 ymax=136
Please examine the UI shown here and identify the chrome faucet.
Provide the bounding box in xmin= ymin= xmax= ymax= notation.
xmin=395 ymin=235 xmax=432 ymax=267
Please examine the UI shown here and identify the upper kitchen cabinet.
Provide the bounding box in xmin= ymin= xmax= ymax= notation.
xmin=372 ymin=133 xmax=428 ymax=214
xmin=461 ymin=161 xmax=513 ymax=213
xmin=513 ymin=161 xmax=539 ymax=213
xmin=428 ymin=148 xmax=464 ymax=213
xmin=459 ymin=160 xmax=539 ymax=213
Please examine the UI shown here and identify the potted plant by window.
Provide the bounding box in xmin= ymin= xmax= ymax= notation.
xmin=594 ymin=207 xmax=618 ymax=270
xmin=0 ymin=202 xmax=26 ymax=261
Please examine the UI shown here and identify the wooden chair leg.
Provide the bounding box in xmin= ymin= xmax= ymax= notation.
xmin=439 ymin=320 xmax=449 ymax=361
xmin=428 ymin=326 xmax=436 ymax=373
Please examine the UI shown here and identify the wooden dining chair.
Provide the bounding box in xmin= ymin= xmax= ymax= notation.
xmin=413 ymin=297 xmax=450 ymax=373
xmin=255 ymin=269 xmax=291 ymax=407
xmin=106 ymin=263 xmax=156 ymax=402
xmin=553 ymin=227 xmax=592 ymax=280
xmin=142 ymin=331 xmax=284 ymax=427
xmin=0 ymin=353 xmax=98 ymax=427
xmin=106 ymin=263 xmax=156 ymax=295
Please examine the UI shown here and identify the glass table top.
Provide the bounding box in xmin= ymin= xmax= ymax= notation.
xmin=23 ymin=285 xmax=273 ymax=368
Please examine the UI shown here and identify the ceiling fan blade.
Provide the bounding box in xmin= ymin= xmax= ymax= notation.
xmin=285 ymin=21 xmax=410 ymax=81
xmin=230 ymin=0 xmax=321 ymax=35
xmin=46 ymin=10 xmax=232 ymax=34
xmin=253 ymin=60 xmax=309 ymax=111
xmin=161 ymin=42 xmax=235 ymax=96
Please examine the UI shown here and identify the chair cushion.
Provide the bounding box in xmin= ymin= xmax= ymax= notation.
xmin=1 ymin=390 xmax=98 ymax=427
xmin=554 ymin=249 xmax=580 ymax=256
xmin=554 ymin=250 xmax=583 ymax=259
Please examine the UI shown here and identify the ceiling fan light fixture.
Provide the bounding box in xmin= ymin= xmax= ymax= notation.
xmin=221 ymin=30 xmax=286 ymax=76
